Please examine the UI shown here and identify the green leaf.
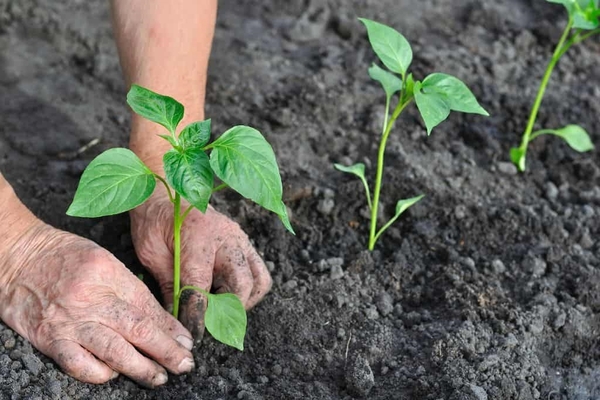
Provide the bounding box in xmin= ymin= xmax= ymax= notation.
xmin=164 ymin=148 xmax=214 ymax=212
xmin=548 ymin=0 xmax=600 ymax=29
xmin=205 ymin=293 xmax=247 ymax=351
xmin=531 ymin=125 xmax=595 ymax=152
xmin=334 ymin=163 xmax=372 ymax=209
xmin=67 ymin=148 xmax=156 ymax=217
xmin=359 ymin=18 xmax=413 ymax=76
xmin=395 ymin=195 xmax=425 ymax=217
xmin=414 ymin=73 xmax=489 ymax=135
xmin=208 ymin=126 xmax=294 ymax=234
xmin=158 ymin=134 xmax=179 ymax=148
xmin=126 ymin=85 xmax=184 ymax=134
xmin=509 ymin=147 xmax=527 ymax=172
xmin=180 ymin=119 xmax=211 ymax=150
xmin=368 ymin=63 xmax=402 ymax=103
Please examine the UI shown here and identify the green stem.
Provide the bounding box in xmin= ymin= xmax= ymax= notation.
xmin=172 ymin=193 xmax=183 ymax=318
xmin=518 ymin=18 xmax=573 ymax=165
xmin=155 ymin=175 xmax=175 ymax=203
xmin=368 ymin=99 xmax=412 ymax=251
xmin=212 ymin=183 xmax=228 ymax=193
xmin=529 ymin=129 xmax=557 ymax=141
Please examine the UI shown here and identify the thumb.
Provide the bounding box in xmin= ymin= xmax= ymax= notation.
xmin=178 ymin=247 xmax=215 ymax=344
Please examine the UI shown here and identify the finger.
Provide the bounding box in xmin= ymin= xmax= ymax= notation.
xmin=79 ymin=324 xmax=169 ymax=388
xmin=244 ymin=246 xmax=273 ymax=309
xmin=45 ymin=339 xmax=117 ymax=384
xmin=128 ymin=279 xmax=194 ymax=351
xmin=178 ymin=244 xmax=215 ymax=343
xmin=213 ymin=244 xmax=254 ymax=306
xmin=100 ymin=300 xmax=194 ymax=376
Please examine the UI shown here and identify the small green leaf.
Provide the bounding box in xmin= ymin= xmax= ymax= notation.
xmin=205 ymin=293 xmax=247 ymax=351
xmin=180 ymin=119 xmax=211 ymax=149
xmin=395 ymin=195 xmax=425 ymax=217
xmin=414 ymin=74 xmax=489 ymax=134
xmin=164 ymin=148 xmax=214 ymax=212
xmin=359 ymin=18 xmax=413 ymax=76
xmin=334 ymin=163 xmax=372 ymax=209
xmin=531 ymin=125 xmax=595 ymax=152
xmin=126 ymin=85 xmax=184 ymax=134
xmin=548 ymin=0 xmax=600 ymax=29
xmin=208 ymin=126 xmax=294 ymax=234
xmin=368 ymin=63 xmax=402 ymax=103
xmin=67 ymin=148 xmax=156 ymax=217
xmin=404 ymin=73 xmax=415 ymax=100
xmin=510 ymin=147 xmax=527 ymax=172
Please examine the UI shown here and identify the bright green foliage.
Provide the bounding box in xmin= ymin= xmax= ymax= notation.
xmin=164 ymin=148 xmax=213 ymax=213
xmin=359 ymin=18 xmax=412 ymax=76
xmin=336 ymin=19 xmax=488 ymax=250
xmin=68 ymin=85 xmax=293 ymax=351
xmin=180 ymin=120 xmax=211 ymax=149
xmin=208 ymin=126 xmax=294 ymax=234
xmin=333 ymin=163 xmax=372 ymax=209
xmin=127 ymin=85 xmax=184 ymax=135
xmin=205 ymin=293 xmax=247 ymax=351
xmin=511 ymin=0 xmax=598 ymax=171
xmin=67 ymin=148 xmax=155 ymax=217
xmin=415 ymin=73 xmax=489 ymax=134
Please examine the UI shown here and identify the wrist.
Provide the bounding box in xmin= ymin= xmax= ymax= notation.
xmin=0 ymin=178 xmax=41 ymax=288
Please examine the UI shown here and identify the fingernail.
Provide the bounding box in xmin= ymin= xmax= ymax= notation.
xmin=176 ymin=335 xmax=194 ymax=351
xmin=152 ymin=372 xmax=168 ymax=387
xmin=110 ymin=371 xmax=119 ymax=380
xmin=178 ymin=357 xmax=195 ymax=373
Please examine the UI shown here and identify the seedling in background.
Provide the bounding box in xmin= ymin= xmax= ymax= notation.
xmin=511 ymin=0 xmax=598 ymax=171
xmin=67 ymin=85 xmax=293 ymax=351
xmin=335 ymin=19 xmax=489 ymax=251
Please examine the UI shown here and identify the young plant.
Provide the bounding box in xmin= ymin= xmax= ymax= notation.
xmin=335 ymin=19 xmax=489 ymax=251
xmin=510 ymin=0 xmax=598 ymax=171
xmin=67 ymin=85 xmax=293 ymax=350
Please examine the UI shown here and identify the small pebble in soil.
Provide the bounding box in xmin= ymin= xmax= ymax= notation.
xmin=265 ymin=261 xmax=275 ymax=273
xmin=545 ymin=182 xmax=559 ymax=200
xmin=317 ymin=198 xmax=335 ymax=215
xmin=491 ymin=259 xmax=506 ymax=274
xmin=345 ymin=355 xmax=374 ymax=397
xmin=330 ymin=264 xmax=344 ymax=280
xmin=375 ymin=292 xmax=394 ymax=317
xmin=497 ymin=162 xmax=517 ymax=175
xmin=467 ymin=384 xmax=488 ymax=400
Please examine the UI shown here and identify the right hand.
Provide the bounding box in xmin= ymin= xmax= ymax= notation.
xmin=0 ymin=217 xmax=195 ymax=387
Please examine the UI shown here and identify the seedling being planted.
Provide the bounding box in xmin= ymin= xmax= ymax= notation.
xmin=335 ymin=19 xmax=488 ymax=251
xmin=67 ymin=85 xmax=293 ymax=350
xmin=511 ymin=0 xmax=598 ymax=171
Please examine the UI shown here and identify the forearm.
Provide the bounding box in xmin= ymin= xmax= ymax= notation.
xmin=110 ymin=0 xmax=217 ymax=174
xmin=0 ymin=174 xmax=38 ymax=287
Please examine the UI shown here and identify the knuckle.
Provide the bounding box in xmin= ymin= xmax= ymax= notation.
xmin=104 ymin=338 xmax=134 ymax=368
xmin=130 ymin=318 xmax=156 ymax=343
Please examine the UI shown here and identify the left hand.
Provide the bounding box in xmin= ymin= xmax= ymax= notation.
xmin=129 ymin=187 xmax=272 ymax=342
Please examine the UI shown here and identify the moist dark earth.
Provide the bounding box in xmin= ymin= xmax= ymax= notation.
xmin=1 ymin=0 xmax=600 ymax=399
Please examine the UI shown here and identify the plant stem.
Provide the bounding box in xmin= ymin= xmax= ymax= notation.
xmin=155 ymin=175 xmax=175 ymax=203
xmin=517 ymin=18 xmax=573 ymax=168
xmin=172 ymin=193 xmax=183 ymax=318
xmin=368 ymin=99 xmax=412 ymax=251
xmin=212 ymin=183 xmax=228 ymax=193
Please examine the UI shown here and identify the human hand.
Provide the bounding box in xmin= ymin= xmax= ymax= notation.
xmin=0 ymin=219 xmax=195 ymax=387
xmin=129 ymin=187 xmax=272 ymax=342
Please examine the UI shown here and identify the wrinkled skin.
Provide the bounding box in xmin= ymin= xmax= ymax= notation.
xmin=0 ymin=219 xmax=195 ymax=387
xmin=130 ymin=188 xmax=273 ymax=341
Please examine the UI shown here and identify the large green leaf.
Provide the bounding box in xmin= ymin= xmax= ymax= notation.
xmin=334 ymin=163 xmax=372 ymax=209
xmin=414 ymin=73 xmax=489 ymax=134
xmin=368 ymin=63 xmax=402 ymax=103
xmin=205 ymin=293 xmax=247 ymax=351
xmin=359 ymin=18 xmax=413 ymax=76
xmin=208 ymin=126 xmax=293 ymax=233
xmin=164 ymin=148 xmax=213 ymax=212
xmin=67 ymin=148 xmax=156 ymax=217
xmin=180 ymin=119 xmax=211 ymax=150
xmin=126 ymin=85 xmax=184 ymax=134
xmin=548 ymin=0 xmax=599 ymax=29
xmin=531 ymin=125 xmax=595 ymax=152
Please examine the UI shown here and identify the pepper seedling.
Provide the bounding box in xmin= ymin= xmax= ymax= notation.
xmin=67 ymin=85 xmax=293 ymax=350
xmin=335 ymin=19 xmax=489 ymax=251
xmin=510 ymin=0 xmax=598 ymax=171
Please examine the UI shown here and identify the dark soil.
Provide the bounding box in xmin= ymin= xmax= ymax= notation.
xmin=1 ymin=0 xmax=600 ymax=399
